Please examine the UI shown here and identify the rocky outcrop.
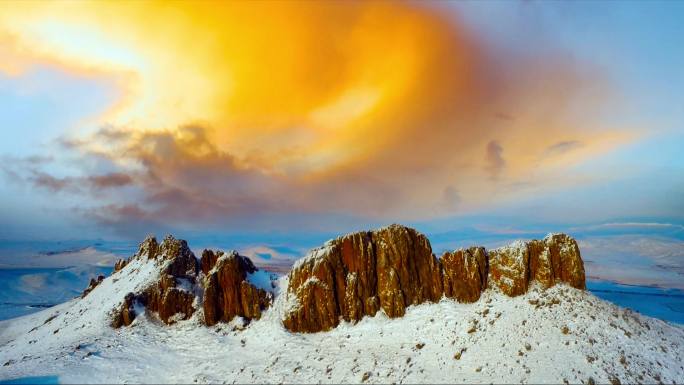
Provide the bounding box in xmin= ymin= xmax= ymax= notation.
xmin=112 ymin=293 xmax=137 ymax=328
xmin=111 ymin=237 xmax=274 ymax=328
xmin=283 ymin=224 xmax=443 ymax=333
xmin=114 ymin=259 xmax=128 ymax=272
xmin=487 ymin=234 xmax=586 ymax=295
xmin=107 ymin=225 xmax=584 ymax=333
xmin=81 ymin=275 xmax=105 ymax=298
xmin=529 ymin=234 xmax=585 ymax=289
xmin=202 ymin=250 xmax=273 ymax=326
xmin=283 ymin=225 xmax=586 ymax=333
xmin=112 ymin=235 xmax=200 ymax=327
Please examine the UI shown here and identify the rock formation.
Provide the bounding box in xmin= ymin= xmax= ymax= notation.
xmin=113 ymin=259 xmax=128 ymax=272
xmin=111 ymin=237 xmax=274 ymax=328
xmin=104 ymin=224 xmax=584 ymax=333
xmin=81 ymin=275 xmax=105 ymax=298
xmin=488 ymin=241 xmax=530 ymax=297
xmin=283 ymin=225 xmax=586 ymax=333
xmin=283 ymin=225 xmax=443 ymax=333
xmin=112 ymin=235 xmax=199 ymax=327
xmin=202 ymin=250 xmax=273 ymax=326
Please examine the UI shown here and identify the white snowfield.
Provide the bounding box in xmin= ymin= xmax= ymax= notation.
xmin=1 ymin=253 xmax=683 ymax=384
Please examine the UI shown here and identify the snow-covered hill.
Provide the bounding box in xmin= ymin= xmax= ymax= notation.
xmin=1 ymin=227 xmax=683 ymax=384
xmin=1 ymin=275 xmax=683 ymax=383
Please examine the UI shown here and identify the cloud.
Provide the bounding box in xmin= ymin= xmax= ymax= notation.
xmin=544 ymin=140 xmax=583 ymax=156
xmin=27 ymin=171 xmax=133 ymax=192
xmin=442 ymin=185 xmax=461 ymax=211
xmin=0 ymin=1 xmax=634 ymax=235
xmin=485 ymin=140 xmax=506 ymax=180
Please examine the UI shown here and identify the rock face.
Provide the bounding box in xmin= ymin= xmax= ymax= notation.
xmin=202 ymin=250 xmax=273 ymax=326
xmin=529 ymin=234 xmax=585 ymax=290
xmin=283 ymin=225 xmax=586 ymax=333
xmin=441 ymin=247 xmax=487 ymax=302
xmin=111 ymin=237 xmax=273 ymax=328
xmin=488 ymin=241 xmax=531 ymax=297
xmin=283 ymin=224 xmax=443 ymax=333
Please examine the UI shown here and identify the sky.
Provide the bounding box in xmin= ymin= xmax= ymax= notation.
xmin=0 ymin=0 xmax=683 ymax=274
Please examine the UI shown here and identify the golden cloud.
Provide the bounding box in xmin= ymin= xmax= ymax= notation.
xmin=0 ymin=1 xmax=634 ymax=231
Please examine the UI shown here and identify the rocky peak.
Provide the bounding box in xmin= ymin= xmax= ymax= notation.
xmin=283 ymin=224 xmax=586 ymax=333
xmin=111 ymin=236 xmax=274 ymax=328
xmin=112 ymin=235 xmax=200 ymax=327
xmin=136 ymin=235 xmax=159 ymax=260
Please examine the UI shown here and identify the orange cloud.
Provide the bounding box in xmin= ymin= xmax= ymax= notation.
xmin=0 ymin=1 xmax=634 ymax=232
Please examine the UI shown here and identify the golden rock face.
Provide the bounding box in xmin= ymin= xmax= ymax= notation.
xmin=441 ymin=247 xmax=487 ymax=303
xmin=202 ymin=251 xmax=272 ymax=327
xmin=488 ymin=241 xmax=531 ymax=297
xmin=283 ymin=225 xmax=586 ymax=333
xmin=283 ymin=225 xmax=444 ymax=333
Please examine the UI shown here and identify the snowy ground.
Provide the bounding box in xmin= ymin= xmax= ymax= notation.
xmin=1 ymin=261 xmax=683 ymax=384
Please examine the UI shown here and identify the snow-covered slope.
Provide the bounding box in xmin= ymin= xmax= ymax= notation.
xmin=1 ymin=262 xmax=683 ymax=384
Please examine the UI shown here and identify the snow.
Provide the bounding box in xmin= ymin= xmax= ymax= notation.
xmin=245 ymin=270 xmax=277 ymax=292
xmin=291 ymin=243 xmax=335 ymax=271
xmin=1 ymin=262 xmax=684 ymax=384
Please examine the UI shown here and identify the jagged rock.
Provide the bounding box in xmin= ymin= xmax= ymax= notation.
xmin=202 ymin=251 xmax=272 ymax=326
xmin=114 ymin=259 xmax=128 ymax=272
xmin=488 ymin=241 xmax=530 ymax=296
xmin=441 ymin=247 xmax=487 ymax=302
xmin=81 ymin=275 xmax=105 ymax=298
xmin=138 ymin=235 xmax=159 ymax=260
xmin=108 ymin=226 xmax=585 ymax=333
xmin=283 ymin=224 xmax=443 ymax=333
xmin=283 ymin=225 xmax=586 ymax=332
xmin=112 ymin=235 xmax=199 ymax=326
